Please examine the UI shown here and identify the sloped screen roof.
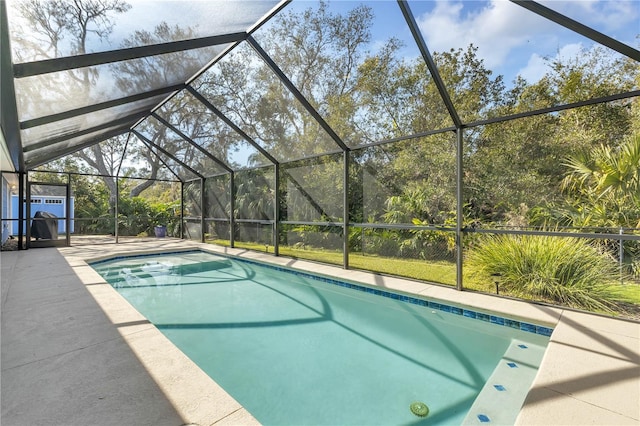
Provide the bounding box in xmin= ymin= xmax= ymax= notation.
xmin=1 ymin=0 xmax=638 ymax=179
xmin=2 ymin=0 xmax=284 ymax=173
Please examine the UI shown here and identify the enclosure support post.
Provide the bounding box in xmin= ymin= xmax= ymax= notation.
xmin=115 ymin=177 xmax=119 ymax=243
xmin=343 ymin=150 xmax=350 ymax=269
xmin=274 ymin=164 xmax=280 ymax=256
xmin=180 ymin=181 xmax=184 ymax=239
xmin=25 ymin=179 xmax=31 ymax=248
xmin=229 ymin=172 xmax=235 ymax=248
xmin=456 ymin=128 xmax=464 ymax=291
xmin=619 ymin=227 xmax=624 ymax=284
xmin=66 ymin=174 xmax=71 ymax=247
xmin=17 ymin=171 xmax=25 ymax=250
xmin=200 ymin=177 xmax=206 ymax=244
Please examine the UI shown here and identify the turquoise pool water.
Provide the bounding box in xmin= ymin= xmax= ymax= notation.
xmin=92 ymin=251 xmax=551 ymax=425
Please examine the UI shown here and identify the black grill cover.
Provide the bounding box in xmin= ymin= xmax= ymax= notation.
xmin=31 ymin=211 xmax=58 ymax=240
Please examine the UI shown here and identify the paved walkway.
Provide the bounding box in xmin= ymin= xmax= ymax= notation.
xmin=1 ymin=239 xmax=638 ymax=425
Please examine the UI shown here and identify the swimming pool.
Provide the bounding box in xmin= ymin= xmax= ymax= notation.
xmin=92 ymin=250 xmax=551 ymax=425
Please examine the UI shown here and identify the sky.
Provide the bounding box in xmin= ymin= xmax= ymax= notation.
xmin=125 ymin=0 xmax=639 ymax=167
xmin=6 ymin=0 xmax=638 ymax=170
xmin=109 ymin=0 xmax=280 ymax=43
xmin=9 ymin=0 xmax=639 ymax=87
xmin=287 ymin=0 xmax=639 ymax=86
xmin=408 ymin=0 xmax=639 ymax=84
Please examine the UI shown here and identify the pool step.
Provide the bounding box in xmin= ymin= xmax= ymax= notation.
xmin=461 ymin=339 xmax=547 ymax=425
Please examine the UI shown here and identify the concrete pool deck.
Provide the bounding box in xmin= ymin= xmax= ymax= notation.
xmin=1 ymin=239 xmax=638 ymax=425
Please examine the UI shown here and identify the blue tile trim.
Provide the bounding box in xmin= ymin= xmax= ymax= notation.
xmin=477 ymin=312 xmax=491 ymax=322
xmin=91 ymin=249 xmax=554 ymax=337
xmin=520 ymin=322 xmax=537 ymax=333
xmin=463 ymin=309 xmax=477 ymax=319
xmin=505 ymin=319 xmax=520 ymax=329
xmin=490 ymin=315 xmax=505 ymax=326
xmin=536 ymin=326 xmax=553 ymax=337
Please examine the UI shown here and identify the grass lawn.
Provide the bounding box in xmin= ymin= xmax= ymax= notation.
xmin=609 ymin=283 xmax=640 ymax=304
xmin=214 ymin=239 xmax=480 ymax=288
xmin=209 ymin=239 xmax=640 ymax=314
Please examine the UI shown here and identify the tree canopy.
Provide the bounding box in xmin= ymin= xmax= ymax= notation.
xmin=13 ymin=0 xmax=639 ymax=232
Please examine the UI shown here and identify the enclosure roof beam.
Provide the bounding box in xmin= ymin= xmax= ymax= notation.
xmin=22 ymin=111 xmax=148 ymax=153
xmin=511 ymin=0 xmax=640 ymax=62
xmin=280 ymin=150 xmax=344 ymax=169
xmin=466 ymin=90 xmax=640 ymax=129
xmin=29 ymin=168 xmax=179 ymax=183
xmin=132 ymin=130 xmax=203 ymax=179
xmin=25 ymin=128 xmax=128 ymax=169
xmin=115 ymin=132 xmax=132 ymax=178
xmin=20 ymin=84 xmax=186 ymax=130
xmin=1 ymin=1 xmax=24 ymax=171
xmin=397 ymin=0 xmax=462 ymax=128
xmin=141 ymin=46 xmax=244 ymax=132
xmin=283 ymin=171 xmax=332 ymax=219
xmin=246 ymin=1 xmax=292 ymax=36
xmin=13 ymin=32 xmax=247 ymax=78
xmin=131 ymin=133 xmax=183 ymax=182
xmin=355 ymin=126 xmax=458 ymax=151
xmin=184 ymin=0 xmax=292 ymax=87
xmin=151 ymin=112 xmax=233 ymax=173
xmin=246 ymin=35 xmax=350 ymax=152
xmin=186 ymin=85 xmax=279 ymax=165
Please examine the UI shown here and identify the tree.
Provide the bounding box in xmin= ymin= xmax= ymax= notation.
xmin=235 ymin=168 xmax=274 ymax=221
xmin=192 ymin=1 xmax=381 ymax=160
xmin=561 ymin=134 xmax=640 ymax=229
xmin=464 ymin=47 xmax=638 ymax=225
xmin=14 ymin=1 xmax=200 ymax=204
xmin=362 ymin=46 xmax=506 ymax=224
xmin=550 ymin=47 xmax=637 ymax=151
xmin=14 ymin=0 xmax=131 ymax=206
xmin=260 ymin=1 xmax=376 ymax=145
xmin=13 ymin=0 xmax=130 ymax=99
xmin=111 ymin=21 xmax=264 ymax=184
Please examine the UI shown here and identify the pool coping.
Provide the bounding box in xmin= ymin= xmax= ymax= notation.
xmin=3 ymin=239 xmax=638 ymax=425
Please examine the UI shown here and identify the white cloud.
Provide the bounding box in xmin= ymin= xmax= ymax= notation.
xmin=518 ymin=53 xmax=547 ymax=83
xmin=111 ymin=1 xmax=278 ymax=45
xmin=414 ymin=0 xmax=638 ymax=84
xmin=518 ymin=42 xmax=583 ymax=83
xmin=540 ymin=0 xmax=640 ymax=39
xmin=415 ymin=0 xmax=556 ymax=70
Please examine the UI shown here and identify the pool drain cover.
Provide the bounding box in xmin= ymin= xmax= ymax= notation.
xmin=410 ymin=401 xmax=429 ymax=417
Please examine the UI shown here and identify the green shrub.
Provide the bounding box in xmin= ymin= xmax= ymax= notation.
xmin=466 ymin=234 xmax=621 ymax=312
xmin=150 ymin=200 xmax=181 ymax=237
